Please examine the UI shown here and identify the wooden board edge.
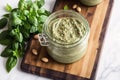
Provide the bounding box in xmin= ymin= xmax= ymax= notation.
xmin=21 ymin=63 xmax=89 ymax=80
xmin=90 ymin=0 xmax=114 ymax=80
xmin=20 ymin=0 xmax=114 ymax=80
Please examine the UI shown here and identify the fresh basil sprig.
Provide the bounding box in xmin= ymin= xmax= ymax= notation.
xmin=0 ymin=0 xmax=50 ymax=72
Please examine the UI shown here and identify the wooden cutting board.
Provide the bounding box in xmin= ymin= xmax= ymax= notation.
xmin=21 ymin=0 xmax=114 ymax=80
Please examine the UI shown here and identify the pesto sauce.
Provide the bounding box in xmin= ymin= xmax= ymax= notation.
xmin=80 ymin=0 xmax=102 ymax=6
xmin=47 ymin=17 xmax=86 ymax=44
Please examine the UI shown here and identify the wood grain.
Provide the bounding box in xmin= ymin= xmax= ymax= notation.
xmin=21 ymin=0 xmax=114 ymax=80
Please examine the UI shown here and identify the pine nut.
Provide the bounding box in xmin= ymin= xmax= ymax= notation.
xmin=32 ymin=49 xmax=38 ymax=55
xmin=73 ymin=4 xmax=77 ymax=9
xmin=77 ymin=7 xmax=82 ymax=12
xmin=41 ymin=57 xmax=49 ymax=63
xmin=34 ymin=34 xmax=39 ymax=40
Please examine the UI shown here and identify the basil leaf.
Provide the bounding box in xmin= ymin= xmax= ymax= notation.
xmin=31 ymin=3 xmax=38 ymax=11
xmin=5 ymin=4 xmax=12 ymax=12
xmin=3 ymin=14 xmax=10 ymax=18
xmin=36 ymin=0 xmax=45 ymax=8
xmin=0 ymin=30 xmax=11 ymax=40
xmin=19 ymin=13 xmax=26 ymax=21
xmin=12 ymin=42 xmax=19 ymax=50
xmin=38 ymin=15 xmax=47 ymax=23
xmin=13 ymin=50 xmax=20 ymax=58
xmin=44 ymin=10 xmax=51 ymax=16
xmin=0 ymin=39 xmax=11 ymax=45
xmin=1 ymin=47 xmax=13 ymax=57
xmin=28 ymin=16 xmax=38 ymax=26
xmin=18 ymin=0 xmax=32 ymax=10
xmin=23 ymin=10 xmax=29 ymax=16
xmin=64 ymin=5 xmax=69 ymax=10
xmin=10 ymin=29 xmax=23 ymax=42
xmin=10 ymin=12 xmax=22 ymax=26
xmin=22 ymin=31 xmax=30 ymax=39
xmin=0 ymin=18 xmax=8 ymax=29
xmin=30 ymin=26 xmax=38 ymax=33
xmin=38 ymin=8 xmax=51 ymax=16
xmin=11 ymin=8 xmax=18 ymax=12
xmin=6 ymin=56 xmax=17 ymax=72
xmin=37 ymin=23 xmax=43 ymax=33
xmin=38 ymin=8 xmax=45 ymax=14
xmin=0 ymin=30 xmax=11 ymax=45
xmin=15 ymin=32 xmax=23 ymax=42
xmin=17 ymin=32 xmax=23 ymax=42
xmin=0 ymin=30 xmax=9 ymax=39
xmin=20 ymin=26 xmax=30 ymax=39
xmin=18 ymin=43 xmax=24 ymax=57
xmin=10 ymin=28 xmax=19 ymax=36
xmin=18 ymin=0 xmax=25 ymax=10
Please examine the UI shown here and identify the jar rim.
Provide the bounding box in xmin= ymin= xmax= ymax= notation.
xmin=43 ymin=10 xmax=90 ymax=48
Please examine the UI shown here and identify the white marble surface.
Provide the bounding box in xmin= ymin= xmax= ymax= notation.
xmin=95 ymin=0 xmax=120 ymax=80
xmin=0 ymin=0 xmax=120 ymax=80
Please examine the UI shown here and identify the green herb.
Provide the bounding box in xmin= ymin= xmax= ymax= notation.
xmin=3 ymin=14 xmax=10 ymax=18
xmin=1 ymin=46 xmax=13 ymax=57
xmin=0 ymin=30 xmax=11 ymax=45
xmin=5 ymin=4 xmax=12 ymax=12
xmin=0 ymin=0 xmax=50 ymax=72
xmin=0 ymin=18 xmax=7 ymax=29
xmin=64 ymin=5 xmax=69 ymax=10
xmin=36 ymin=0 xmax=45 ymax=8
xmin=6 ymin=56 xmax=17 ymax=72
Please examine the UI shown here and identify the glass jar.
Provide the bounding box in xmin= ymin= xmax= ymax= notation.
xmin=39 ymin=10 xmax=90 ymax=63
xmin=79 ymin=0 xmax=102 ymax=6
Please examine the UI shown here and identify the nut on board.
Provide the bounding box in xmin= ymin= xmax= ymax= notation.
xmin=34 ymin=34 xmax=39 ymax=40
xmin=76 ymin=7 xmax=82 ymax=12
xmin=73 ymin=4 xmax=77 ymax=9
xmin=41 ymin=57 xmax=49 ymax=63
xmin=32 ymin=49 xmax=38 ymax=55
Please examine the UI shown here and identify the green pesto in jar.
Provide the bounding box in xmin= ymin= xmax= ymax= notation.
xmin=47 ymin=17 xmax=86 ymax=44
xmin=80 ymin=0 xmax=102 ymax=6
xmin=43 ymin=10 xmax=90 ymax=63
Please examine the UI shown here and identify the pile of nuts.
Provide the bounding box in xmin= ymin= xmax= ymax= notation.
xmin=32 ymin=48 xmax=49 ymax=63
xmin=32 ymin=34 xmax=49 ymax=63
xmin=72 ymin=4 xmax=82 ymax=13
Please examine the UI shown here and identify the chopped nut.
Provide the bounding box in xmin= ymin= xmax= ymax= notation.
xmin=34 ymin=34 xmax=39 ymax=40
xmin=73 ymin=4 xmax=77 ymax=9
xmin=41 ymin=57 xmax=49 ymax=63
xmin=76 ymin=7 xmax=82 ymax=12
xmin=32 ymin=49 xmax=38 ymax=55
